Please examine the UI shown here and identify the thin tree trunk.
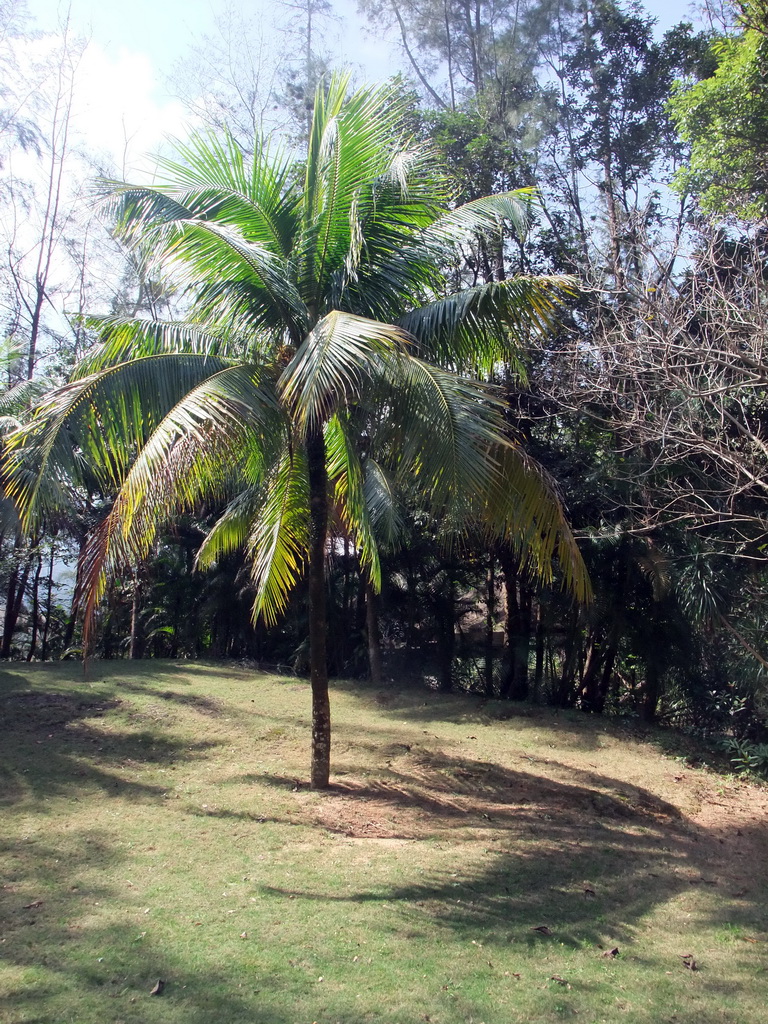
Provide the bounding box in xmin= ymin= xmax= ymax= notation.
xmin=26 ymin=546 xmax=44 ymax=661
xmin=580 ymin=630 xmax=605 ymax=712
xmin=61 ymin=599 xmax=78 ymax=652
xmin=499 ymin=550 xmax=531 ymax=700
xmin=557 ymin=607 xmax=581 ymax=706
xmin=307 ymin=427 xmax=331 ymax=789
xmin=365 ymin=579 xmax=383 ymax=686
xmin=41 ymin=537 xmax=56 ymax=661
xmin=129 ymin=568 xmax=143 ymax=660
xmin=2 ymin=539 xmax=32 ymax=658
xmin=438 ymin=576 xmax=455 ymax=692
xmin=533 ymin=598 xmax=545 ymax=700
xmin=391 ymin=0 xmax=448 ymax=109
xmin=484 ymin=551 xmax=496 ymax=697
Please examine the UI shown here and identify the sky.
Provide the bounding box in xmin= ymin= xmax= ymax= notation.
xmin=24 ymin=0 xmax=399 ymax=172
xmin=21 ymin=0 xmax=706 ymax=176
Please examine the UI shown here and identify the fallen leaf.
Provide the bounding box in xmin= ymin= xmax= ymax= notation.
xmin=532 ymin=926 xmax=552 ymax=935
xmin=583 ymin=887 xmax=596 ymax=899
xmin=22 ymin=900 xmax=43 ymax=909
xmin=602 ymin=947 xmax=620 ymax=958
xmin=679 ymin=954 xmax=698 ymax=971
xmin=240 ymin=932 xmax=248 ymax=939
xmin=550 ymin=975 xmax=570 ymax=988
xmin=150 ymin=979 xmax=165 ymax=996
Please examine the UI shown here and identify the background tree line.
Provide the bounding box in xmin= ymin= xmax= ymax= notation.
xmin=3 ymin=0 xmax=768 ymax=760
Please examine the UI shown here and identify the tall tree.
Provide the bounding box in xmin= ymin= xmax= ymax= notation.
xmin=669 ymin=0 xmax=768 ymax=219
xmin=8 ymin=77 xmax=588 ymax=785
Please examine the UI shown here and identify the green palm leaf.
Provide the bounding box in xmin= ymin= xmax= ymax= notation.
xmin=398 ymin=276 xmax=573 ymax=371
xmin=74 ymin=366 xmax=285 ymax=642
xmin=73 ymin=316 xmax=236 ymax=377
xmin=247 ymin=446 xmax=311 ymax=626
xmin=5 ymin=354 xmax=233 ymax=522
xmin=279 ymin=310 xmax=412 ymax=431
xmin=326 ymin=413 xmax=381 ymax=587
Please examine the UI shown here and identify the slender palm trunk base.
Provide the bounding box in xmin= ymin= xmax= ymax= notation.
xmin=308 ymin=426 xmax=331 ymax=789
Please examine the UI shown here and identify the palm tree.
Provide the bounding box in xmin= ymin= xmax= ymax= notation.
xmin=7 ymin=76 xmax=588 ymax=787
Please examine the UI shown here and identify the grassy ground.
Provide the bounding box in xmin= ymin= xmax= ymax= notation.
xmin=0 ymin=660 xmax=766 ymax=1024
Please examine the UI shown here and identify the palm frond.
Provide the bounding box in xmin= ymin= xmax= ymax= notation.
xmin=195 ymin=486 xmax=264 ymax=569
xmin=425 ymin=188 xmax=538 ymax=248
xmin=279 ymin=310 xmax=412 ymax=431
xmin=301 ymin=76 xmax=412 ymax=308
xmin=0 ymin=378 xmax=46 ymax=415
xmin=74 ymin=367 xmax=285 ymax=644
xmin=5 ymin=354 xmax=233 ymax=524
xmin=73 ymin=316 xmax=236 ymax=377
xmin=367 ymin=354 xmax=590 ymax=600
xmin=162 ymin=220 xmax=309 ymax=338
xmin=478 ymin=442 xmax=591 ymax=603
xmin=363 ymin=458 xmax=404 ymax=549
xmin=326 ymin=413 xmax=381 ymax=587
xmin=398 ymin=276 xmax=574 ymax=371
xmin=248 ymin=446 xmax=311 ymax=626
xmin=375 ymin=354 xmax=510 ymax=515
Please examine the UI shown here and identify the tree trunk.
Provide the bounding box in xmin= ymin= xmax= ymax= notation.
xmin=580 ymin=630 xmax=605 ymax=712
xmin=365 ymin=579 xmax=383 ymax=686
xmin=438 ymin=576 xmax=455 ymax=692
xmin=26 ymin=545 xmax=44 ymax=661
xmin=533 ymin=598 xmax=545 ymax=700
xmin=129 ymin=569 xmax=143 ymax=660
xmin=642 ymin=660 xmax=661 ymax=724
xmin=484 ymin=552 xmax=496 ymax=697
xmin=556 ymin=607 xmax=581 ymax=706
xmin=41 ymin=537 xmax=56 ymax=661
xmin=2 ymin=540 xmax=33 ymax=658
xmin=499 ymin=550 xmax=531 ymax=700
xmin=307 ymin=427 xmax=331 ymax=789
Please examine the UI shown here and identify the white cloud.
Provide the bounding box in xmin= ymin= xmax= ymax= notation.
xmin=72 ymin=44 xmax=194 ymax=178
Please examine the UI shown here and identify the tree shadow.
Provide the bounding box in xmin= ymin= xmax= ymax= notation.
xmin=0 ymin=687 xmax=221 ymax=806
xmin=335 ymin=678 xmax=647 ymax=751
xmin=241 ymin=750 xmax=766 ymax=968
xmin=0 ymin=829 xmax=301 ymax=1024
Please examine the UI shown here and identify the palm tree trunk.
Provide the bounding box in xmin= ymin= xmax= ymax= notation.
xmin=307 ymin=427 xmax=331 ymax=789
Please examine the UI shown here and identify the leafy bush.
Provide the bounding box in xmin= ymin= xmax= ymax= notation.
xmin=719 ymin=737 xmax=768 ymax=777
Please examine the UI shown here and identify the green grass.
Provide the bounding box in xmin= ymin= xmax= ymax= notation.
xmin=1 ymin=661 xmax=766 ymax=1023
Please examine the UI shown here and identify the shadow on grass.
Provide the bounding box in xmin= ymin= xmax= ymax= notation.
xmin=0 ymin=686 xmax=221 ymax=806
xmin=0 ymin=830 xmax=304 ymax=1024
xmin=239 ymin=751 xmax=765 ymax=968
xmin=333 ymin=676 xmax=652 ymax=750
